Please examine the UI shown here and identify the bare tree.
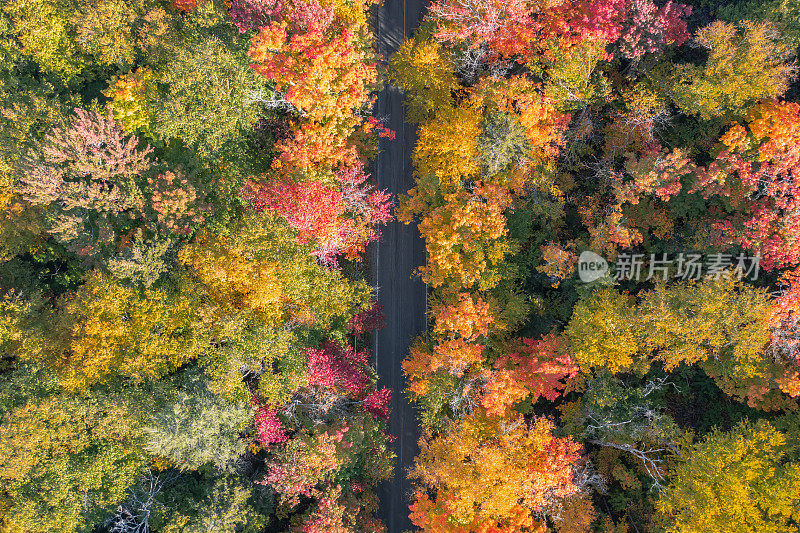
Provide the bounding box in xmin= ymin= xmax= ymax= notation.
xmin=107 ymin=469 xmax=181 ymax=533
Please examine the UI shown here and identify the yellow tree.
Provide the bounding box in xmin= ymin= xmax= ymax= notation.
xmin=178 ymin=213 xmax=371 ymax=400
xmin=637 ymin=275 xmax=772 ymax=371
xmin=41 ymin=271 xmax=209 ymax=390
xmin=389 ymin=36 xmax=459 ymax=123
xmin=658 ymin=419 xmax=800 ymax=533
xmin=413 ymin=102 xmax=483 ymax=191
xmin=179 ymin=230 xmax=285 ymax=320
xmin=668 ymin=21 xmax=797 ymax=119
xmin=416 ymin=189 xmax=512 ymax=290
xmin=637 ymin=276 xmax=789 ymax=409
xmin=566 ymin=288 xmax=640 ymax=373
xmin=0 ymin=373 xmax=154 ymax=533
xmin=409 ymin=411 xmax=582 ymax=532
xmin=565 ymin=276 xmax=795 ymax=408
xmin=178 ymin=212 xmax=370 ymax=328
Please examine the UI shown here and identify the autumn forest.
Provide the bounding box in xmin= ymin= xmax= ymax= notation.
xmin=1 ymin=0 xmax=800 ymax=532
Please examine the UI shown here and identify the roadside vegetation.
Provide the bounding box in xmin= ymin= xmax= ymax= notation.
xmin=0 ymin=0 xmax=396 ymax=531
xmin=393 ymin=0 xmax=800 ymax=531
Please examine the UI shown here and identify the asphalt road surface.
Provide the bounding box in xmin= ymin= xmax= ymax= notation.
xmin=372 ymin=0 xmax=428 ymax=531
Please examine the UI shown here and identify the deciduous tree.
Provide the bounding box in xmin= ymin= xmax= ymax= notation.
xmin=668 ymin=21 xmax=797 ymax=119
xmin=614 ymin=0 xmax=691 ymax=60
xmin=389 ymin=37 xmax=458 ymax=123
xmin=431 ymin=292 xmax=492 ymax=341
xmin=46 ymin=271 xmax=210 ymax=390
xmin=415 ymin=189 xmax=511 ymax=290
xmin=695 ymin=100 xmax=800 ymax=270
xmin=481 ymin=333 xmax=578 ymax=416
xmin=413 ymin=102 xmax=482 ymax=189
xmin=18 ymin=108 xmax=154 ymax=261
xmin=566 ymin=288 xmax=639 ymax=373
xmin=151 ymin=33 xmax=265 ymax=155
xmin=229 ymin=0 xmax=284 ymax=32
xmin=0 ymin=371 xmax=154 ymax=533
xmin=144 ymin=375 xmax=253 ymax=472
xmin=241 ymin=162 xmax=392 ymax=263
xmin=409 ymin=411 xmax=582 ymax=531
xmin=658 ymin=419 xmax=800 ymax=533
xmin=402 ymin=338 xmax=485 ymax=396
xmin=768 ymin=267 xmax=800 ymax=367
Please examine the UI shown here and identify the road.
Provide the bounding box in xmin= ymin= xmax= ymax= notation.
xmin=372 ymin=0 xmax=428 ymax=531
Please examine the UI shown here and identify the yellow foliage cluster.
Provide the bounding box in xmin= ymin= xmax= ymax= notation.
xmin=566 ymin=274 xmax=800 ymax=409
xmin=566 ymin=288 xmax=639 ymax=373
xmin=179 ymin=230 xmax=285 ymax=319
xmin=417 ymin=190 xmax=511 ymax=290
xmin=658 ymin=420 xmax=800 ymax=532
xmin=669 ymin=20 xmax=797 ymax=119
xmin=389 ymin=37 xmax=459 ymax=122
xmin=414 ymin=103 xmax=483 ymax=189
xmin=410 ymin=412 xmax=581 ymax=529
xmin=49 ymin=271 xmax=208 ymax=390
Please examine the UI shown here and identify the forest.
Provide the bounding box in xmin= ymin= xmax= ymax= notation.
xmin=0 ymin=0 xmax=799 ymax=532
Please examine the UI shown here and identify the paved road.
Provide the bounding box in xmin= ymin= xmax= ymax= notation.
xmin=372 ymin=0 xmax=428 ymax=531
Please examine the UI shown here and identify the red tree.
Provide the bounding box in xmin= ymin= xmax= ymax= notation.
xmin=361 ymin=388 xmax=392 ymax=421
xmin=426 ymin=0 xmax=626 ymax=61
xmin=768 ymin=267 xmax=800 ymax=367
xmin=348 ymin=300 xmax=386 ymax=335
xmin=171 ymin=0 xmax=199 ymax=12
xmin=255 ymin=404 xmax=289 ymax=446
xmin=229 ymin=0 xmax=285 ymax=33
xmin=481 ymin=333 xmax=579 ymax=416
xmin=241 ymin=163 xmax=392 ymax=263
xmin=696 ymin=101 xmax=800 ymax=271
xmin=615 ymin=0 xmax=691 ymax=60
xmin=306 ymin=341 xmax=371 ymax=398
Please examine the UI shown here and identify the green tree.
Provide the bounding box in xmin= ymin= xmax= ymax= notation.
xmin=146 ymin=473 xmax=271 ymax=533
xmin=150 ymin=32 xmax=265 ymax=157
xmin=477 ymin=111 xmax=533 ymax=176
xmin=718 ymin=0 xmax=800 ymax=48
xmin=3 ymin=0 xmax=177 ymax=81
xmin=3 ymin=0 xmax=86 ymax=81
xmin=144 ymin=374 xmax=253 ymax=472
xmin=180 ymin=475 xmax=268 ymax=533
